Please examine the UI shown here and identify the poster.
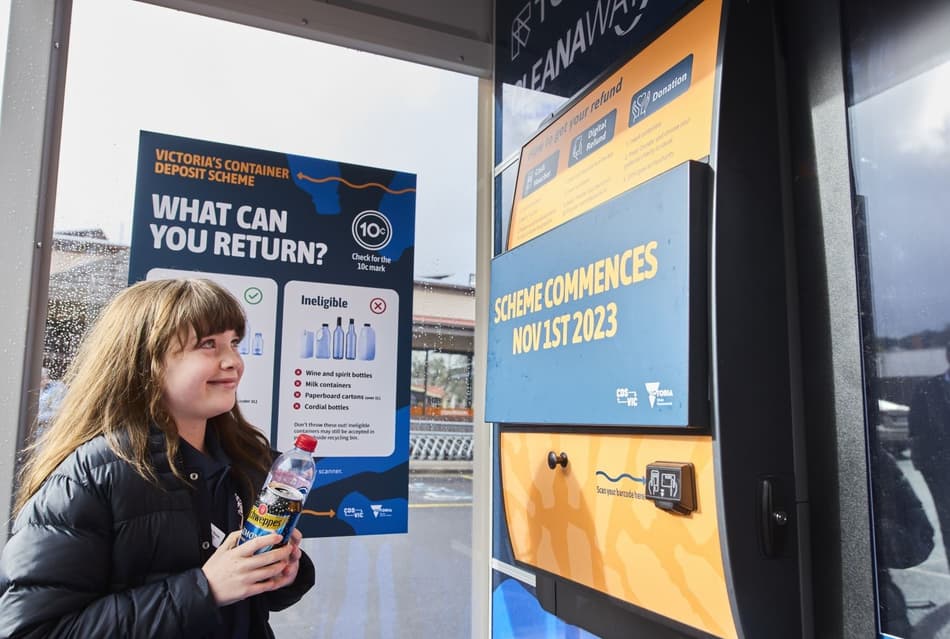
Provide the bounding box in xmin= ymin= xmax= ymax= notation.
xmin=129 ymin=131 xmax=415 ymax=536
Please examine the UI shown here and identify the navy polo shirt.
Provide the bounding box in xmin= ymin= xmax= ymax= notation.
xmin=180 ymin=431 xmax=251 ymax=639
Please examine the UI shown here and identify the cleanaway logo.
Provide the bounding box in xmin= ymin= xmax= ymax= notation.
xmin=644 ymin=382 xmax=674 ymax=408
xmin=511 ymin=3 xmax=531 ymax=60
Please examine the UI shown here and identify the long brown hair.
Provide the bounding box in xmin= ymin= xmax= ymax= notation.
xmin=15 ymin=278 xmax=272 ymax=514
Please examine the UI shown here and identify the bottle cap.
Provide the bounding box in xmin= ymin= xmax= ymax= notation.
xmin=294 ymin=434 xmax=318 ymax=452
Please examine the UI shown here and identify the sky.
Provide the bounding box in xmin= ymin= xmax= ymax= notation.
xmin=3 ymin=0 xmax=477 ymax=286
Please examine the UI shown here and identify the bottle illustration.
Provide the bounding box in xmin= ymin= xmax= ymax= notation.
xmin=345 ymin=318 xmax=357 ymax=360
xmin=252 ymin=332 xmax=264 ymax=356
xmin=358 ymin=323 xmax=376 ymax=361
xmin=300 ymin=330 xmax=314 ymax=359
xmin=316 ymin=323 xmax=331 ymax=359
xmin=239 ymin=434 xmax=317 ymax=553
xmin=239 ymin=323 xmax=251 ymax=355
xmin=332 ymin=317 xmax=344 ymax=359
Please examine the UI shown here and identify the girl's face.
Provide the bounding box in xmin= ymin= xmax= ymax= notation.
xmin=162 ymin=329 xmax=244 ymax=430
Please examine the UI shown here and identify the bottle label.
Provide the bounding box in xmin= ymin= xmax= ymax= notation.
xmin=247 ymin=506 xmax=288 ymax=532
xmin=239 ymin=483 xmax=303 ymax=551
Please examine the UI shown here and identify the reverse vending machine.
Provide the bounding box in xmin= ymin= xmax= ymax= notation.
xmin=487 ymin=0 xmax=811 ymax=636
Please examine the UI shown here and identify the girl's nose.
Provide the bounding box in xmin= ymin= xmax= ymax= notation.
xmin=221 ymin=348 xmax=241 ymax=368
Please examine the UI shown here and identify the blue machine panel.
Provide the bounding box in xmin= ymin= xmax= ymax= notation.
xmin=486 ymin=162 xmax=708 ymax=428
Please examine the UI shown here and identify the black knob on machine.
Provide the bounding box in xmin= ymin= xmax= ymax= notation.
xmin=547 ymin=451 xmax=568 ymax=469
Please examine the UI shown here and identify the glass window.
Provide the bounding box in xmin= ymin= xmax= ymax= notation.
xmin=843 ymin=0 xmax=950 ymax=636
xmin=495 ymin=82 xmax=567 ymax=164
xmin=494 ymin=162 xmax=519 ymax=256
xmin=412 ymin=349 xmax=473 ymax=419
xmin=38 ymin=0 xmax=477 ymax=636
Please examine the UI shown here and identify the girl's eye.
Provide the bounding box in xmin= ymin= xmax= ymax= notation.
xmin=231 ymin=339 xmax=241 ymax=349
xmin=199 ymin=338 xmax=216 ymax=349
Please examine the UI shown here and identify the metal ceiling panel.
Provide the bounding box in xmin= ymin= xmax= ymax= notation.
xmin=135 ymin=0 xmax=492 ymax=76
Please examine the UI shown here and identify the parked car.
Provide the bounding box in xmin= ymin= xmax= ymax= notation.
xmin=877 ymin=398 xmax=910 ymax=458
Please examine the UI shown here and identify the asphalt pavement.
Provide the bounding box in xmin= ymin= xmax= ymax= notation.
xmin=270 ymin=472 xmax=473 ymax=638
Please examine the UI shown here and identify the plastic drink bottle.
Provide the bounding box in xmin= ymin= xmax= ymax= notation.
xmin=358 ymin=323 xmax=376 ymax=361
xmin=239 ymin=434 xmax=317 ymax=553
xmin=252 ymin=332 xmax=263 ymax=356
xmin=300 ymin=330 xmax=314 ymax=358
xmin=332 ymin=317 xmax=344 ymax=359
xmin=345 ymin=319 xmax=357 ymax=360
xmin=239 ymin=324 xmax=251 ymax=355
xmin=316 ymin=324 xmax=331 ymax=359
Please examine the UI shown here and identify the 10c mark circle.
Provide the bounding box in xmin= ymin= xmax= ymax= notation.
xmin=352 ymin=210 xmax=393 ymax=251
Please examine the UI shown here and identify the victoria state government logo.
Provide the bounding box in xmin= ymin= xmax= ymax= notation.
xmin=644 ymin=381 xmax=674 ymax=408
xmin=370 ymin=504 xmax=393 ymax=518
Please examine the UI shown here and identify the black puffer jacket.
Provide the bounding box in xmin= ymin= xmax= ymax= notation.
xmin=0 ymin=430 xmax=315 ymax=638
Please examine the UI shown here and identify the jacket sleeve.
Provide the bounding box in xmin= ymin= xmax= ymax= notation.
xmin=261 ymin=548 xmax=316 ymax=612
xmin=0 ymin=473 xmax=221 ymax=639
xmin=873 ymin=446 xmax=934 ymax=569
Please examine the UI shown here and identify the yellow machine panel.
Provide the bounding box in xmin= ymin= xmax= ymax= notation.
xmin=500 ymin=431 xmax=737 ymax=639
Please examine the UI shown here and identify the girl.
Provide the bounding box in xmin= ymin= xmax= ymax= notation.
xmin=0 ymin=278 xmax=314 ymax=638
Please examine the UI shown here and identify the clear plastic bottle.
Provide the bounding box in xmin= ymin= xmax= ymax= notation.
xmin=358 ymin=323 xmax=376 ymax=361
xmin=345 ymin=318 xmax=357 ymax=360
xmin=332 ymin=317 xmax=344 ymax=359
xmin=240 ymin=434 xmax=317 ymax=553
xmin=252 ymin=332 xmax=264 ymax=356
xmin=316 ymin=323 xmax=331 ymax=359
xmin=239 ymin=324 xmax=251 ymax=355
xmin=300 ymin=330 xmax=314 ymax=359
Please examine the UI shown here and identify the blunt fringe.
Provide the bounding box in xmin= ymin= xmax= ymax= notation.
xmin=15 ymin=278 xmax=272 ymax=515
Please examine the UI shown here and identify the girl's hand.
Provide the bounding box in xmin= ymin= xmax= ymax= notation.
xmin=269 ymin=528 xmax=304 ymax=590
xmin=201 ymin=531 xmax=294 ymax=606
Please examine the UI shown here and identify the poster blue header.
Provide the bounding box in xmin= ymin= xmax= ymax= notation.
xmin=131 ymin=131 xmax=416 ymax=285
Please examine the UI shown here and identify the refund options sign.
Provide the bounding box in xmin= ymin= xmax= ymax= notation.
xmin=507 ymin=0 xmax=721 ymax=249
